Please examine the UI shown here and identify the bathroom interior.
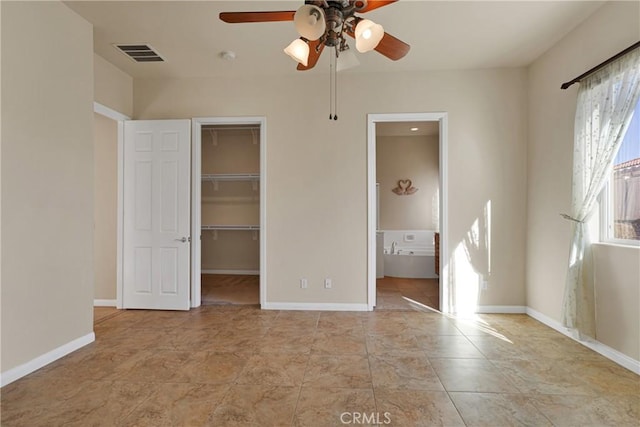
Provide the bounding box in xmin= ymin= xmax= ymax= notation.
xmin=376 ymin=121 xmax=440 ymax=311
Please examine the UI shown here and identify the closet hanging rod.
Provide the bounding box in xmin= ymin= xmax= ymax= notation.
xmin=201 ymin=173 xmax=259 ymax=181
xmin=202 ymin=225 xmax=260 ymax=231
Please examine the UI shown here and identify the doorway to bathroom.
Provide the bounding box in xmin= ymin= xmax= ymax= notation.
xmin=367 ymin=113 xmax=449 ymax=313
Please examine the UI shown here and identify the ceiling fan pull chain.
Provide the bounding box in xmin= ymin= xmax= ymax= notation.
xmin=331 ymin=47 xmax=338 ymax=120
xmin=329 ymin=47 xmax=334 ymax=120
xmin=329 ymin=48 xmax=336 ymax=120
xmin=334 ymin=46 xmax=338 ymax=120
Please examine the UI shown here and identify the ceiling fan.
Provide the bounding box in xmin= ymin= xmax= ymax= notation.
xmin=219 ymin=0 xmax=410 ymax=71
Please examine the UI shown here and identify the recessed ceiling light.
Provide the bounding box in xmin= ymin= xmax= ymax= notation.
xmin=410 ymin=127 xmax=419 ymax=131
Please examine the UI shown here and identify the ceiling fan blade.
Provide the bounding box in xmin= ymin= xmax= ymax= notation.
xmin=219 ymin=11 xmax=295 ymax=23
xmin=297 ymin=39 xmax=325 ymax=71
xmin=356 ymin=0 xmax=399 ymax=13
xmin=374 ymin=32 xmax=410 ymax=60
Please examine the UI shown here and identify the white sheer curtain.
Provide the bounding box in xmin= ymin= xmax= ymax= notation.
xmin=562 ymin=48 xmax=640 ymax=338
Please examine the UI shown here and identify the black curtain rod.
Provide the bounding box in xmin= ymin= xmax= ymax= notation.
xmin=561 ymin=41 xmax=640 ymax=90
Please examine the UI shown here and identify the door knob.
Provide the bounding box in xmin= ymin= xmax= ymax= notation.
xmin=175 ymin=237 xmax=190 ymax=243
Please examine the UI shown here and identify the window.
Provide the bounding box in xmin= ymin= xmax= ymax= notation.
xmin=602 ymin=98 xmax=640 ymax=244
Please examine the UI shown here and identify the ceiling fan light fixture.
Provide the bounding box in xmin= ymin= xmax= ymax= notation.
xmin=337 ymin=47 xmax=360 ymax=72
xmin=354 ymin=19 xmax=384 ymax=53
xmin=294 ymin=5 xmax=326 ymax=41
xmin=284 ymin=38 xmax=309 ymax=66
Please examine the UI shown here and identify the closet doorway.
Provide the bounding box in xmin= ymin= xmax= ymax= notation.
xmin=191 ymin=117 xmax=266 ymax=308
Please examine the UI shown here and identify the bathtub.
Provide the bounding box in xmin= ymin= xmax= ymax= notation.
xmin=381 ymin=230 xmax=438 ymax=279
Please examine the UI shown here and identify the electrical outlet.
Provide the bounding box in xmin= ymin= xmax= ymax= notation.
xmin=324 ymin=278 xmax=332 ymax=289
xmin=481 ymin=280 xmax=488 ymax=290
xmin=300 ymin=278 xmax=308 ymax=289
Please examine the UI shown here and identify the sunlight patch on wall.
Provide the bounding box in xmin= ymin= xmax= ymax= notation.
xmin=448 ymin=200 xmax=492 ymax=315
xmin=451 ymin=240 xmax=481 ymax=315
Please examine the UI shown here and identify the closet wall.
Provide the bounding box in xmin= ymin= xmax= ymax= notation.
xmin=93 ymin=113 xmax=118 ymax=300
xmin=201 ymin=125 xmax=260 ymax=274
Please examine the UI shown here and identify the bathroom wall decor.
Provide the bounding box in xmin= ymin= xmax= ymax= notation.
xmin=392 ymin=179 xmax=418 ymax=195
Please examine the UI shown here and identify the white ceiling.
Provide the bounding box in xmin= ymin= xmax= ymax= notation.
xmin=64 ymin=1 xmax=604 ymax=79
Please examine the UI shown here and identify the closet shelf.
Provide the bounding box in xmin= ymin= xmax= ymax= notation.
xmin=203 ymin=125 xmax=260 ymax=131
xmin=201 ymin=196 xmax=259 ymax=203
xmin=202 ymin=174 xmax=259 ymax=182
xmin=202 ymin=225 xmax=260 ymax=231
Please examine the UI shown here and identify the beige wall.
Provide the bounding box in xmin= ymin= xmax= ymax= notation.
xmin=202 ymin=231 xmax=260 ymax=272
xmin=94 ymin=113 xmax=118 ymax=300
xmin=592 ymin=243 xmax=640 ymax=359
xmin=527 ymin=1 xmax=640 ymax=360
xmin=1 ymin=1 xmax=94 ymax=372
xmin=0 ymin=1 xmax=3 ymax=350
xmin=92 ymin=47 xmax=133 ymax=302
xmin=135 ymin=67 xmax=528 ymax=307
xmin=94 ymin=54 xmax=133 ymax=118
xmin=377 ymin=135 xmax=439 ymax=230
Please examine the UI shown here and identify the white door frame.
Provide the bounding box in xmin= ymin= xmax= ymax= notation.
xmin=93 ymin=102 xmax=130 ymax=309
xmin=191 ymin=117 xmax=267 ymax=308
xmin=367 ymin=112 xmax=449 ymax=312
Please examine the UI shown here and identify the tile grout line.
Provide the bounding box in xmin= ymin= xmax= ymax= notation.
xmin=415 ymin=313 xmax=478 ymax=427
xmin=363 ymin=316 xmax=381 ymax=419
xmin=288 ymin=312 xmax=318 ymax=426
xmin=420 ymin=330 xmax=470 ymax=426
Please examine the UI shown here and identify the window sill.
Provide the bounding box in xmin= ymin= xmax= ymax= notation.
xmin=594 ymin=241 xmax=640 ymax=250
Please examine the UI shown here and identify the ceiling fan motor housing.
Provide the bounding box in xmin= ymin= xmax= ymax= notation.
xmin=320 ymin=1 xmax=368 ymax=46
xmin=316 ymin=0 xmax=367 ymax=12
xmin=324 ymin=7 xmax=345 ymax=47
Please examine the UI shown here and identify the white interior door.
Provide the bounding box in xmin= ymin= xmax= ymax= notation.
xmin=123 ymin=120 xmax=191 ymax=310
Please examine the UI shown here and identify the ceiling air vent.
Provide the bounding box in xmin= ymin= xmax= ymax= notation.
xmin=114 ymin=44 xmax=164 ymax=63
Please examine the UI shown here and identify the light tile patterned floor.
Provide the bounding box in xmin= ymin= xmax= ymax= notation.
xmin=202 ymin=274 xmax=260 ymax=306
xmin=2 ymin=306 xmax=638 ymax=426
xmin=201 ymin=274 xmax=440 ymax=311
xmin=376 ymin=277 xmax=439 ymax=311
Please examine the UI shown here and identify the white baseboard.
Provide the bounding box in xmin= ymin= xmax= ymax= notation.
xmin=202 ymin=269 xmax=259 ymax=275
xmin=262 ymin=303 xmax=523 ymax=313
xmin=94 ymin=299 xmax=117 ymax=307
xmin=475 ymin=305 xmax=527 ymax=314
xmin=526 ymin=307 xmax=640 ymax=375
xmin=1 ymin=332 xmax=95 ymax=387
xmin=262 ymin=302 xmax=370 ymax=311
